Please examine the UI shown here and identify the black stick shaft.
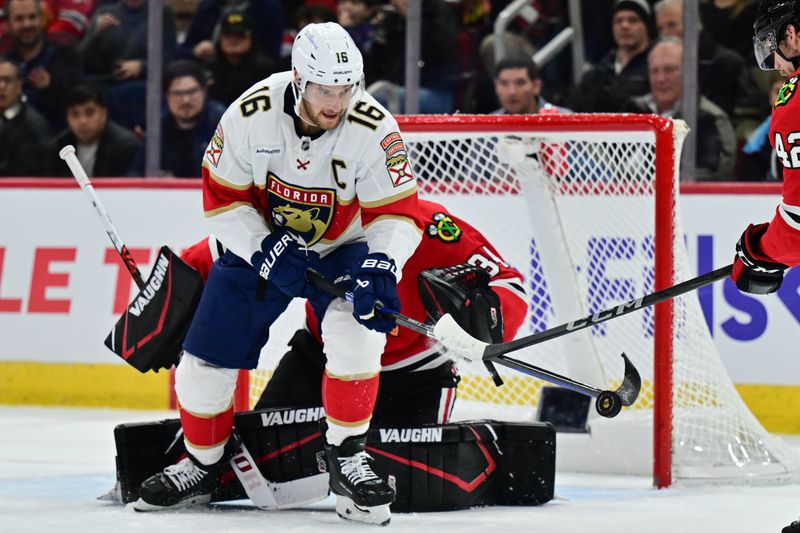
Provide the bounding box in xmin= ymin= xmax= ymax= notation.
xmin=305 ymin=268 xmax=434 ymax=337
xmin=490 ymin=353 xmax=604 ymax=397
xmin=485 ymin=264 xmax=733 ymax=359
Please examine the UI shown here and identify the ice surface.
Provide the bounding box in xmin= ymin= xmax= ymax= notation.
xmin=1 ymin=406 xmax=798 ymax=532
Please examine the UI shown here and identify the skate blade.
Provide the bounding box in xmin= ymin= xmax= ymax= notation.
xmin=130 ymin=494 xmax=211 ymax=512
xmin=335 ymin=496 xmax=391 ymax=526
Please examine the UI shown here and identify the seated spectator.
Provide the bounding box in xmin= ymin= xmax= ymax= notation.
xmin=654 ymin=0 xmax=762 ymax=133
xmin=133 ymin=60 xmax=224 ymax=177
xmin=337 ymin=0 xmax=376 ymax=53
xmin=80 ymin=0 xmax=176 ymax=83
xmin=45 ymin=84 xmax=140 ymax=177
xmin=207 ymin=6 xmax=276 ymax=106
xmin=621 ymin=38 xmax=737 ymax=181
xmin=569 ymin=0 xmax=653 ymax=113
xmin=492 ymin=57 xmax=571 ymax=115
xmin=181 ymin=0 xmax=283 ymax=64
xmin=366 ymin=0 xmax=458 ymax=113
xmin=0 ymin=0 xmax=97 ymax=51
xmin=0 ymin=57 xmax=52 ymax=176
xmin=5 ymin=0 xmax=84 ymax=128
xmin=699 ymin=0 xmax=758 ymax=61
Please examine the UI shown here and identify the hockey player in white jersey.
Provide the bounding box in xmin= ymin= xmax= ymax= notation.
xmin=133 ymin=23 xmax=425 ymax=525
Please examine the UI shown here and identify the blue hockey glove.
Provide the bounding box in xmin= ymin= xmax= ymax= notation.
xmin=251 ymin=230 xmax=319 ymax=298
xmin=351 ymin=253 xmax=400 ymax=333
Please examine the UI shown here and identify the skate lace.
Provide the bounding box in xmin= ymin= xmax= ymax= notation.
xmin=163 ymin=457 xmax=208 ymax=492
xmin=338 ymin=451 xmax=380 ymax=486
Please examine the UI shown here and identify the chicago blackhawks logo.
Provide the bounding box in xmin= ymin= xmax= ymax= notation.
xmin=427 ymin=212 xmax=462 ymax=242
xmin=775 ymin=77 xmax=797 ymax=108
xmin=267 ymin=173 xmax=335 ymax=246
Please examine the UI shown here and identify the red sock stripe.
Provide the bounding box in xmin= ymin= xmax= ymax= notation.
xmin=180 ymin=405 xmax=234 ymax=448
xmin=322 ymin=371 xmax=379 ymax=425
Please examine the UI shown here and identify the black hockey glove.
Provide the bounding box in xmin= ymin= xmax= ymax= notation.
xmin=351 ymin=253 xmax=400 ymax=333
xmin=419 ymin=263 xmax=503 ymax=343
xmin=732 ymin=223 xmax=788 ymax=295
xmin=251 ymin=230 xmax=320 ymax=298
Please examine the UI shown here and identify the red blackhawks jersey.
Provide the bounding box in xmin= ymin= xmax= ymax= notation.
xmin=202 ymin=70 xmax=424 ymax=274
xmin=762 ymin=67 xmax=800 ymax=267
xmin=181 ymin=200 xmax=528 ymax=371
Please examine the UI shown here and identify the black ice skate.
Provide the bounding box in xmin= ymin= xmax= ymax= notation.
xmin=322 ymin=422 xmax=395 ymax=526
xmin=132 ymin=437 xmax=237 ymax=512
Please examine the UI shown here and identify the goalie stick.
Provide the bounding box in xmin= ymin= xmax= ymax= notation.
xmin=59 ymin=145 xmax=145 ymax=289
xmin=306 ymin=268 xmax=639 ymax=418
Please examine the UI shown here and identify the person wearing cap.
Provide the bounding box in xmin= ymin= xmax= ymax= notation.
xmin=207 ymin=7 xmax=276 ymax=106
xmin=569 ymin=0 xmax=653 ymax=113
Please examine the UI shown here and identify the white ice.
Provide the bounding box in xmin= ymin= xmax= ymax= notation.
xmin=1 ymin=405 xmax=798 ymax=533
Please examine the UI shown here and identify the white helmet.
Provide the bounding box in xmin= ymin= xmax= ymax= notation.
xmin=291 ymin=22 xmax=364 ymax=119
xmin=293 ymin=22 xmax=364 ymax=90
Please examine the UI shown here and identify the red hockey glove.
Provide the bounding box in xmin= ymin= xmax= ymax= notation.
xmin=732 ymin=223 xmax=788 ymax=295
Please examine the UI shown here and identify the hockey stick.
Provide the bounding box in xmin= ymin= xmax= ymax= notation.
xmin=60 ymin=145 xmax=145 ymax=289
xmin=478 ymin=264 xmax=733 ymax=361
xmin=306 ymin=267 xmax=635 ymax=417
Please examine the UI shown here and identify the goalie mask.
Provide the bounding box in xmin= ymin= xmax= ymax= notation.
xmin=291 ymin=22 xmax=364 ymax=121
xmin=753 ymin=0 xmax=800 ymax=70
xmin=419 ymin=264 xmax=504 ymax=344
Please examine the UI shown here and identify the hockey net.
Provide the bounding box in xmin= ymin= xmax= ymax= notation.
xmin=247 ymin=113 xmax=798 ymax=487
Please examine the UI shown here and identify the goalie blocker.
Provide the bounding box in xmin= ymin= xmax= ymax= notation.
xmin=104 ymin=246 xmax=204 ymax=373
xmin=111 ymin=407 xmax=555 ymax=512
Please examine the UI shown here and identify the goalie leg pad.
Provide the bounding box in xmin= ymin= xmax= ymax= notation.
xmin=104 ymin=246 xmax=204 ymax=373
xmin=113 ymin=410 xmax=555 ymax=511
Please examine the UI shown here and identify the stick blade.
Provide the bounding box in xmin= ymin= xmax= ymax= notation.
xmin=615 ymin=352 xmax=642 ymax=406
xmin=432 ymin=313 xmax=488 ymax=361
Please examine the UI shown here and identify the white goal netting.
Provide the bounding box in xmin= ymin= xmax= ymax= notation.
xmin=249 ymin=114 xmax=799 ymax=485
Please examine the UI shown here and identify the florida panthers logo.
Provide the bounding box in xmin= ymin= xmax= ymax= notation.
xmin=267 ymin=173 xmax=335 ymax=246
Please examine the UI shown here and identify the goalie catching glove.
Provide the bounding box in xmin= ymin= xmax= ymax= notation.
xmin=732 ymin=223 xmax=789 ymax=295
xmin=419 ymin=263 xmax=504 ymax=343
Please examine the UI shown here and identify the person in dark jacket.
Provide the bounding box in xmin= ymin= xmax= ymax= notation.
xmin=0 ymin=58 xmax=52 ymax=177
xmin=132 ymin=60 xmax=225 ymax=177
xmin=79 ymin=0 xmax=176 ymax=82
xmin=569 ymin=0 xmax=653 ymax=112
xmin=5 ymin=0 xmax=84 ymax=128
xmin=654 ymin=0 xmax=762 ymax=122
xmin=207 ymin=7 xmax=276 ymax=106
xmin=365 ymin=0 xmax=458 ymax=113
xmin=621 ymin=38 xmax=737 ymax=181
xmin=45 ymin=84 xmax=141 ymax=177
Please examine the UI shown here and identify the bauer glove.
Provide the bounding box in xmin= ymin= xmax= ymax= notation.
xmin=251 ymin=230 xmax=320 ymax=298
xmin=351 ymin=253 xmax=400 ymax=333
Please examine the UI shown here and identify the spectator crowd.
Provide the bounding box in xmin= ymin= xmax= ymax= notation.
xmin=0 ymin=0 xmax=784 ymax=181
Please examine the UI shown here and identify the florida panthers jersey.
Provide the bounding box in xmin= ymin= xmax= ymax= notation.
xmin=762 ymin=67 xmax=800 ymax=267
xmin=180 ymin=201 xmax=529 ymax=371
xmin=202 ymin=71 xmax=423 ymax=272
